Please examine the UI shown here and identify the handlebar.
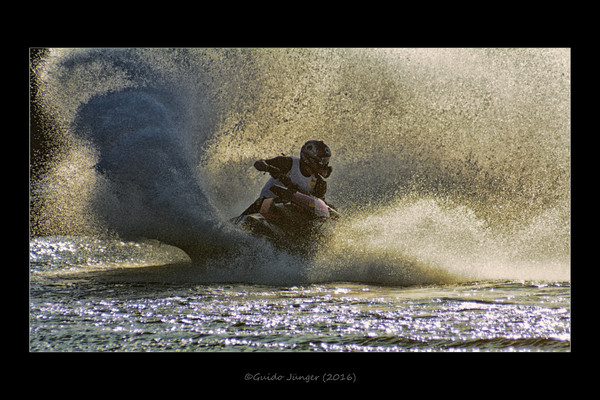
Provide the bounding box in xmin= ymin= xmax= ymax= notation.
xmin=266 ymin=168 xmax=339 ymax=215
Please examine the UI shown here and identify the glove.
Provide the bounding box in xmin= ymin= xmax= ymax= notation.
xmin=254 ymin=160 xmax=269 ymax=171
xmin=277 ymin=174 xmax=293 ymax=188
xmin=321 ymin=165 xmax=333 ymax=178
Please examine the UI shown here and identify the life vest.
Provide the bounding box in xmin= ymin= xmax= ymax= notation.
xmin=259 ymin=156 xmax=317 ymax=198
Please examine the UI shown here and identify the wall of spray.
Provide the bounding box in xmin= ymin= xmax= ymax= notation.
xmin=30 ymin=48 xmax=569 ymax=284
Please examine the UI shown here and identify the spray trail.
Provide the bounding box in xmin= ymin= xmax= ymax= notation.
xmin=31 ymin=48 xmax=570 ymax=284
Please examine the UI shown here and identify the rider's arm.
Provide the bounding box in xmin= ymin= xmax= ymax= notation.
xmin=312 ymin=177 xmax=327 ymax=199
xmin=254 ymin=156 xmax=293 ymax=174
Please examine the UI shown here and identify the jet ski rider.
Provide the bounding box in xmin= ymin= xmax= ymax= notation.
xmin=241 ymin=140 xmax=333 ymax=216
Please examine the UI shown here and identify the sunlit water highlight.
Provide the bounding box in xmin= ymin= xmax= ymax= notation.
xmin=31 ymin=281 xmax=570 ymax=352
xmin=30 ymin=236 xmax=569 ymax=352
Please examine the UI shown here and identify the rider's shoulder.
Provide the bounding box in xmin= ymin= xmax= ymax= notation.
xmin=265 ymin=156 xmax=293 ymax=172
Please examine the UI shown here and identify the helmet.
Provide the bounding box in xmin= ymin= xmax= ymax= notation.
xmin=300 ymin=140 xmax=331 ymax=173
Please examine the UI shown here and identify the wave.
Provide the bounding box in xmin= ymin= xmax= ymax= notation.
xmin=30 ymin=48 xmax=570 ymax=285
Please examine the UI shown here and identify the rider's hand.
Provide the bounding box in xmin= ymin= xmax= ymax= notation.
xmin=254 ymin=160 xmax=267 ymax=171
xmin=280 ymin=174 xmax=292 ymax=186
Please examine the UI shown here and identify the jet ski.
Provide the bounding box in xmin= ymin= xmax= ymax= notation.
xmin=231 ymin=171 xmax=340 ymax=254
